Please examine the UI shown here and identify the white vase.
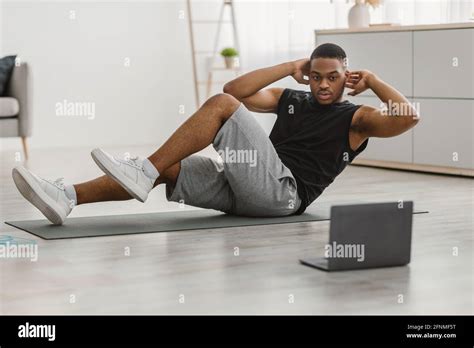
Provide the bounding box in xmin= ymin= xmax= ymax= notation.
xmin=348 ymin=1 xmax=370 ymax=28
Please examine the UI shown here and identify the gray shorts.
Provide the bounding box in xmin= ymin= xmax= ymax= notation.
xmin=166 ymin=103 xmax=302 ymax=217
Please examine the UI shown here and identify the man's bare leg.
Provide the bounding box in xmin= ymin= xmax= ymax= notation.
xmin=11 ymin=93 xmax=239 ymax=225
xmin=147 ymin=93 xmax=240 ymax=179
xmin=74 ymin=162 xmax=181 ymax=205
xmin=73 ymin=93 xmax=239 ymax=205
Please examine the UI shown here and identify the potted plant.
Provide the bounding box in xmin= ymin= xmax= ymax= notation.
xmin=220 ymin=47 xmax=239 ymax=69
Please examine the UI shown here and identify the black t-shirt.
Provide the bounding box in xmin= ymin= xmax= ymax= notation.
xmin=270 ymin=88 xmax=369 ymax=214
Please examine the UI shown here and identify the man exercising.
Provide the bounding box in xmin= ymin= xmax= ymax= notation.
xmin=12 ymin=43 xmax=419 ymax=225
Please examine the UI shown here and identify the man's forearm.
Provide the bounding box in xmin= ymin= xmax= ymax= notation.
xmin=368 ymin=74 xmax=419 ymax=118
xmin=223 ymin=61 xmax=295 ymax=100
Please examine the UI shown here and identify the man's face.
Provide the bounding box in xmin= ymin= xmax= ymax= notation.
xmin=309 ymin=57 xmax=347 ymax=105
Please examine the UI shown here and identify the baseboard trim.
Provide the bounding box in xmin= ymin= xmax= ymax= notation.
xmin=351 ymin=159 xmax=474 ymax=177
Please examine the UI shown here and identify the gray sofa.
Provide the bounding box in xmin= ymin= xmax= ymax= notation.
xmin=0 ymin=62 xmax=31 ymax=159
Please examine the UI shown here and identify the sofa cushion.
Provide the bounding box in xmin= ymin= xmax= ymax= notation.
xmin=0 ymin=97 xmax=20 ymax=117
xmin=0 ymin=55 xmax=17 ymax=96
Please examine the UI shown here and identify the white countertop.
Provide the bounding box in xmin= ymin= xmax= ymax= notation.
xmin=315 ymin=22 xmax=474 ymax=35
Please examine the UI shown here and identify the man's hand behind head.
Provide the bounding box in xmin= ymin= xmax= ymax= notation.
xmin=291 ymin=58 xmax=310 ymax=85
xmin=345 ymin=70 xmax=375 ymax=96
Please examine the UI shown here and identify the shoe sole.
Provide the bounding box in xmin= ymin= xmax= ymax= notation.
xmin=91 ymin=148 xmax=148 ymax=202
xmin=12 ymin=167 xmax=67 ymax=225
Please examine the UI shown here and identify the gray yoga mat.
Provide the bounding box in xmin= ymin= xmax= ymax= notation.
xmin=5 ymin=204 xmax=429 ymax=240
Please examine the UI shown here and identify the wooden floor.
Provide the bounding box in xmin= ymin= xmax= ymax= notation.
xmin=0 ymin=145 xmax=472 ymax=315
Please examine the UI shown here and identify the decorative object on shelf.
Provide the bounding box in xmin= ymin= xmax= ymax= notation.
xmin=348 ymin=0 xmax=381 ymax=29
xmin=220 ymin=47 xmax=239 ymax=69
xmin=187 ymin=0 xmax=242 ymax=106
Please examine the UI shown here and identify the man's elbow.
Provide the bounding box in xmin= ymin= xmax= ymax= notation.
xmin=223 ymin=83 xmax=244 ymax=102
xmin=384 ymin=117 xmax=420 ymax=138
xmin=409 ymin=114 xmax=420 ymax=128
xmin=223 ymin=83 xmax=234 ymax=95
xmin=405 ymin=104 xmax=420 ymax=127
xmin=392 ymin=102 xmax=420 ymax=129
xmin=395 ymin=115 xmax=420 ymax=137
xmin=400 ymin=105 xmax=420 ymax=130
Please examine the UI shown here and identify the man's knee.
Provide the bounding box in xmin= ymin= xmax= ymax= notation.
xmin=204 ymin=93 xmax=241 ymax=120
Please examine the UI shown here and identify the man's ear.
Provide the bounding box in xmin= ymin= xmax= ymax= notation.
xmin=343 ymin=70 xmax=350 ymax=83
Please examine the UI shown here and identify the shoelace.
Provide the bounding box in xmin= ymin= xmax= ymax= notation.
xmin=124 ymin=155 xmax=142 ymax=169
xmin=46 ymin=177 xmax=65 ymax=190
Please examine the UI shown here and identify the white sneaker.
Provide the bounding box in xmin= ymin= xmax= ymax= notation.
xmin=12 ymin=166 xmax=74 ymax=225
xmin=91 ymin=148 xmax=154 ymax=202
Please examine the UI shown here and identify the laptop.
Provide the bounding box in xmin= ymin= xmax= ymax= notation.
xmin=299 ymin=201 xmax=413 ymax=271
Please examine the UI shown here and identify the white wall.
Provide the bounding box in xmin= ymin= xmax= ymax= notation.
xmin=1 ymin=0 xmax=196 ymax=150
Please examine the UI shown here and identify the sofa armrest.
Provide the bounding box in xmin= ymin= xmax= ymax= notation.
xmin=6 ymin=62 xmax=31 ymax=137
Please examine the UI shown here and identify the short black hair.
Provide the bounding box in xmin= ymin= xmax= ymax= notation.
xmin=310 ymin=43 xmax=347 ymax=65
